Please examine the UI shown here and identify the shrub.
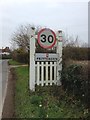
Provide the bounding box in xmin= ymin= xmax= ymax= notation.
xmin=30 ymin=95 xmax=43 ymax=106
xmin=38 ymin=107 xmax=47 ymax=118
xmin=11 ymin=48 xmax=29 ymax=64
xmin=62 ymin=64 xmax=82 ymax=96
xmin=63 ymin=47 xmax=89 ymax=61
xmin=62 ymin=63 xmax=89 ymax=108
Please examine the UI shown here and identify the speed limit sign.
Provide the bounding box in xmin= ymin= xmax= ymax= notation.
xmin=38 ymin=28 xmax=56 ymax=49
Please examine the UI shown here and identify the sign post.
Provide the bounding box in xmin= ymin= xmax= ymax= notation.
xmin=29 ymin=27 xmax=35 ymax=91
xmin=29 ymin=28 xmax=62 ymax=91
xmin=56 ymin=30 xmax=62 ymax=86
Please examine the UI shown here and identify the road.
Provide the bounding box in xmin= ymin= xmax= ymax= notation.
xmin=0 ymin=60 xmax=9 ymax=119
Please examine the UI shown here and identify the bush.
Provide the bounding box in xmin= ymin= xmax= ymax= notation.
xmin=38 ymin=107 xmax=47 ymax=118
xmin=11 ymin=48 xmax=29 ymax=64
xmin=62 ymin=64 xmax=82 ymax=96
xmin=30 ymin=95 xmax=43 ymax=106
xmin=63 ymin=47 xmax=89 ymax=61
xmin=62 ymin=63 xmax=89 ymax=108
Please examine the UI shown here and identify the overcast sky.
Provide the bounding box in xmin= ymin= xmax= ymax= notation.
xmin=0 ymin=0 xmax=88 ymax=48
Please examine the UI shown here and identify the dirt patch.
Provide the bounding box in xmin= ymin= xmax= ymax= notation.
xmin=2 ymin=68 xmax=16 ymax=119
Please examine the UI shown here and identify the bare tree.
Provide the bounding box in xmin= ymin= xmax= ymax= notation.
xmin=11 ymin=24 xmax=42 ymax=51
xmin=62 ymin=32 xmax=80 ymax=47
xmin=81 ymin=42 xmax=88 ymax=48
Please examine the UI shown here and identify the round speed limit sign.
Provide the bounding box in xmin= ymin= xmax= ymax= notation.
xmin=38 ymin=28 xmax=56 ymax=49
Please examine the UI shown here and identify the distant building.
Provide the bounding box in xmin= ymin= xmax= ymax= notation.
xmin=0 ymin=47 xmax=11 ymax=55
xmin=0 ymin=49 xmax=2 ymax=55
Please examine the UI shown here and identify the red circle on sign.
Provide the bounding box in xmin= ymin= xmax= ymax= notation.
xmin=38 ymin=28 xmax=56 ymax=49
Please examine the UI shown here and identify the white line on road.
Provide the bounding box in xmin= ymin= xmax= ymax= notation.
xmin=0 ymin=60 xmax=9 ymax=119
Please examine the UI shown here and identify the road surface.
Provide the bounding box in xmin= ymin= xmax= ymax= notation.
xmin=0 ymin=60 xmax=9 ymax=119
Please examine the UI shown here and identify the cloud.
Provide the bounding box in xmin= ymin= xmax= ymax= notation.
xmin=0 ymin=0 xmax=88 ymax=48
xmin=0 ymin=0 xmax=88 ymax=7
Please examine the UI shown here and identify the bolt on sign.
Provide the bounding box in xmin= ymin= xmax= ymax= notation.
xmin=38 ymin=28 xmax=56 ymax=49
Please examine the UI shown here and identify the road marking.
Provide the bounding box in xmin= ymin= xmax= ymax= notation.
xmin=0 ymin=60 xmax=9 ymax=119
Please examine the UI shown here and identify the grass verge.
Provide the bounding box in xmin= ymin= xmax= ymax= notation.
xmin=14 ymin=66 xmax=89 ymax=118
xmin=8 ymin=59 xmax=23 ymax=65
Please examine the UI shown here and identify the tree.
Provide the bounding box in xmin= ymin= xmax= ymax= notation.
xmin=62 ymin=32 xmax=79 ymax=47
xmin=81 ymin=42 xmax=88 ymax=48
xmin=11 ymin=24 xmax=55 ymax=53
xmin=11 ymin=24 xmax=42 ymax=51
xmin=11 ymin=47 xmax=29 ymax=63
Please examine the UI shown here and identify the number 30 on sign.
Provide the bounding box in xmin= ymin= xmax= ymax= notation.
xmin=38 ymin=28 xmax=56 ymax=49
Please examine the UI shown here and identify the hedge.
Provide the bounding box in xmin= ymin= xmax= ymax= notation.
xmin=63 ymin=47 xmax=89 ymax=60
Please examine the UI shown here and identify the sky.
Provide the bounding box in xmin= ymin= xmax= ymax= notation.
xmin=0 ymin=0 xmax=89 ymax=48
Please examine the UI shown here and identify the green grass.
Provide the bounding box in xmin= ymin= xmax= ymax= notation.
xmin=9 ymin=59 xmax=22 ymax=65
xmin=14 ymin=66 xmax=89 ymax=118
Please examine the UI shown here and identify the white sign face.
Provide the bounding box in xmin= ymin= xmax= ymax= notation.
xmin=35 ymin=53 xmax=58 ymax=61
xmin=38 ymin=28 xmax=56 ymax=49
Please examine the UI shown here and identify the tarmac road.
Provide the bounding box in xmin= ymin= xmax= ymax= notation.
xmin=0 ymin=60 xmax=9 ymax=119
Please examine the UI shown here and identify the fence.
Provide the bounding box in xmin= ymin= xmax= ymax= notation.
xmin=35 ymin=61 xmax=57 ymax=86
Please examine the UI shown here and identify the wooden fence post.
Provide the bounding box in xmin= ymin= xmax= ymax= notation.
xmin=56 ymin=30 xmax=62 ymax=86
xmin=29 ymin=27 xmax=35 ymax=91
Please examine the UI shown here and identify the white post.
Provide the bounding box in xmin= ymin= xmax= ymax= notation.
xmin=56 ymin=30 xmax=62 ymax=86
xmin=29 ymin=27 xmax=35 ymax=91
